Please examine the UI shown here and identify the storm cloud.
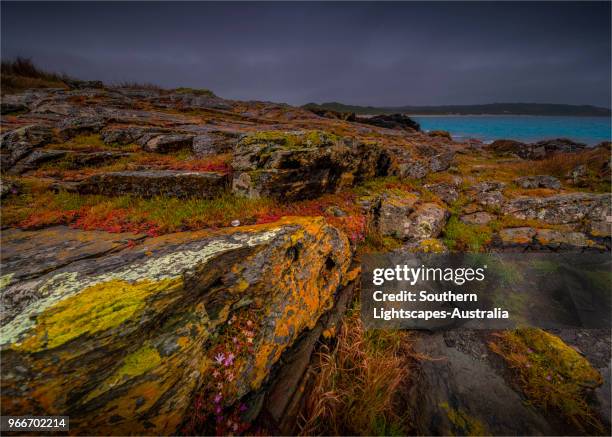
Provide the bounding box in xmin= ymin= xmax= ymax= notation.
xmin=2 ymin=1 xmax=610 ymax=107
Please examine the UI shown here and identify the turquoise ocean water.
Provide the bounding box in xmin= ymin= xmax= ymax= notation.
xmin=412 ymin=115 xmax=611 ymax=145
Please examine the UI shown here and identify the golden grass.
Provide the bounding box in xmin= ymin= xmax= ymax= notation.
xmin=298 ymin=303 xmax=413 ymax=436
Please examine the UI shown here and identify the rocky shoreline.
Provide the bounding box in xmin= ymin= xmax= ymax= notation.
xmin=1 ymin=82 xmax=610 ymax=435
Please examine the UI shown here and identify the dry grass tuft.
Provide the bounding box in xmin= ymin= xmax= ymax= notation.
xmin=1 ymin=57 xmax=71 ymax=94
xmin=298 ymin=304 xmax=413 ymax=436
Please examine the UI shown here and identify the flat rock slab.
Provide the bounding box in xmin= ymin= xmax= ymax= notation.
xmin=76 ymin=170 xmax=229 ymax=198
xmin=1 ymin=226 xmax=145 ymax=287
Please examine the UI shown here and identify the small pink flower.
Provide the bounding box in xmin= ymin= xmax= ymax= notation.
xmin=246 ymin=320 xmax=253 ymax=327
xmin=216 ymin=382 xmax=223 ymax=389
xmin=232 ymin=336 xmax=238 ymax=344
xmin=215 ymin=405 xmax=222 ymax=414
xmin=227 ymin=372 xmax=235 ymax=382
xmin=214 ymin=353 xmax=225 ymax=365
xmin=232 ymin=423 xmax=238 ymax=432
xmin=527 ymin=348 xmax=534 ymax=354
xmin=546 ymin=374 xmax=552 ymax=381
xmin=223 ymin=352 xmax=235 ymax=367
xmin=525 ymin=363 xmax=531 ymax=368
xmin=239 ymin=403 xmax=248 ymax=412
xmin=213 ymin=369 xmax=220 ymax=378
xmin=214 ymin=393 xmax=223 ymax=403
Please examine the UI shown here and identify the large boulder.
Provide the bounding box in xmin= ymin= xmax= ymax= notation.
xmin=375 ymin=193 xmax=448 ymax=241
xmin=487 ymin=138 xmax=586 ymax=160
xmin=232 ymin=130 xmax=390 ymax=200
xmin=0 ymin=125 xmax=54 ymax=168
xmin=0 ymin=217 xmax=352 ymax=435
xmin=76 ymin=170 xmax=229 ymax=198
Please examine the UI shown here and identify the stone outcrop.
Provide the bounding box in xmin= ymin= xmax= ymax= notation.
xmin=232 ymin=130 xmax=390 ymax=200
xmin=495 ymin=227 xmax=603 ymax=250
xmin=487 ymin=138 xmax=586 ymax=160
xmin=502 ymin=193 xmax=611 ymax=237
xmin=0 ymin=217 xmax=352 ymax=435
xmin=58 ymin=116 xmax=106 ymax=139
xmin=0 ymin=125 xmax=54 ymax=167
xmin=75 ymin=170 xmax=228 ymax=199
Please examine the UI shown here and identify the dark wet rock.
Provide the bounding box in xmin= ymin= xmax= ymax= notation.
xmin=357 ymin=113 xmax=420 ymax=131
xmin=76 ymin=170 xmax=229 ymax=199
xmin=58 ymin=115 xmax=106 ymax=139
xmin=232 ymin=131 xmax=390 ymax=200
xmin=407 ymin=332 xmax=556 ymax=436
xmin=0 ymin=217 xmax=351 ymax=435
xmin=460 ymin=211 xmax=495 ymax=225
xmin=515 ymin=175 xmax=561 ymax=190
xmin=0 ymin=125 xmax=54 ymax=168
xmin=142 ymin=134 xmax=194 ymax=153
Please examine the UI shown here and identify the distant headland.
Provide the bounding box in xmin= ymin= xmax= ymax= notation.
xmin=303 ymin=102 xmax=612 ymax=117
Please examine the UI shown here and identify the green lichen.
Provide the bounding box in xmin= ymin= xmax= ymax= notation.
xmin=0 ymin=273 xmax=14 ymax=291
xmin=440 ymin=402 xmax=487 ymax=436
xmin=19 ymin=278 xmax=183 ymax=352
xmin=241 ymin=130 xmax=340 ymax=149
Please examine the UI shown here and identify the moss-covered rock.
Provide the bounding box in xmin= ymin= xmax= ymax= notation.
xmin=1 ymin=217 xmax=351 ymax=435
xmin=232 ymin=130 xmax=391 ymax=200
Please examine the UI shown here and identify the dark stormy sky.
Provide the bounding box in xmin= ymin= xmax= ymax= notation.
xmin=2 ymin=1 xmax=611 ymax=107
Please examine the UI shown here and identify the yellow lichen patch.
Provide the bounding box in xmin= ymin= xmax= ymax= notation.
xmin=84 ymin=343 xmax=162 ymax=402
xmin=489 ymin=328 xmax=604 ymax=432
xmin=416 ymin=238 xmax=447 ymax=253
xmin=439 ymin=402 xmax=487 ymax=436
xmin=18 ymin=278 xmax=183 ymax=352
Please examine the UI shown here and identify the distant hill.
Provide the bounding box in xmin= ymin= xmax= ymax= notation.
xmin=303 ymin=102 xmax=612 ymax=117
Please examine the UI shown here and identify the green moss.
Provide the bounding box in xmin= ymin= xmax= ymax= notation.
xmin=241 ymin=130 xmax=340 ymax=149
xmin=489 ymin=328 xmax=604 ymax=432
xmin=442 ymin=216 xmax=492 ymax=252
